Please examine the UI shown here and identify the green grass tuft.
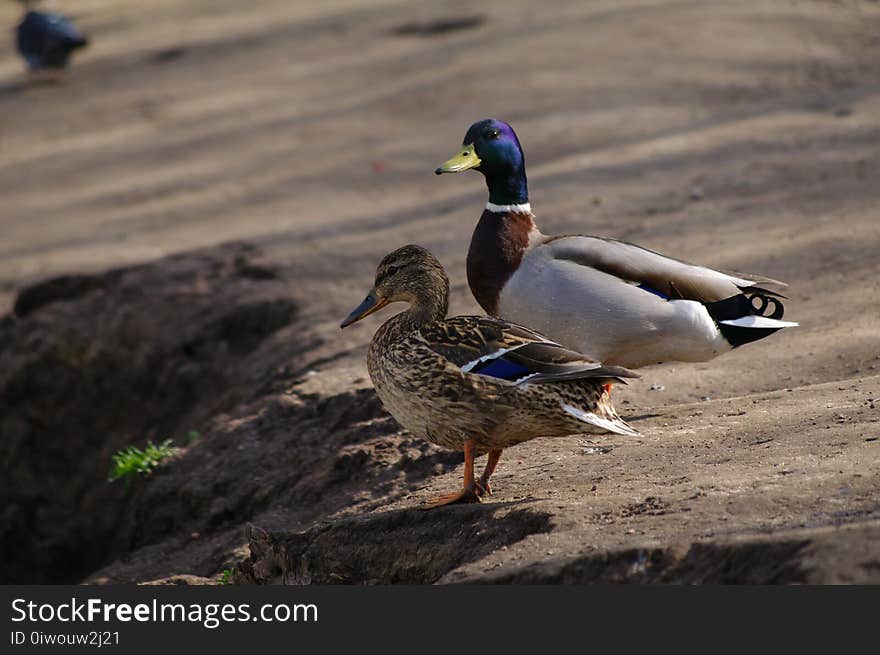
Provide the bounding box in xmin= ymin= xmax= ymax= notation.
xmin=219 ymin=569 xmax=233 ymax=585
xmin=108 ymin=439 xmax=181 ymax=482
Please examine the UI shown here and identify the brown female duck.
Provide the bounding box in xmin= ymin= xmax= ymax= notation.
xmin=341 ymin=245 xmax=639 ymax=509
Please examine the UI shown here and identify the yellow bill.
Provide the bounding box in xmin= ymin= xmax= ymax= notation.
xmin=434 ymin=142 xmax=481 ymax=174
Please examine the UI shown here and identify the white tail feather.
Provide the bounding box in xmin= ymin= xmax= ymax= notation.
xmin=719 ymin=316 xmax=799 ymax=329
xmin=561 ymin=403 xmax=640 ymax=436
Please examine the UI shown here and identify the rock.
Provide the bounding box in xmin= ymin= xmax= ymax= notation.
xmin=0 ymin=242 xmax=299 ymax=583
xmin=140 ymin=574 xmax=218 ymax=586
xmin=235 ymin=506 xmax=552 ymax=584
xmin=3 ymin=241 xmax=465 ymax=585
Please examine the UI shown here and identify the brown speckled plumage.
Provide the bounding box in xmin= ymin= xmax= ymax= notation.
xmin=342 ymin=245 xmax=639 ymax=506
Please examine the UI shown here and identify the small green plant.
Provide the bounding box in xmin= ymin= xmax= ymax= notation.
xmin=109 ymin=439 xmax=181 ymax=482
xmin=219 ymin=569 xmax=233 ymax=585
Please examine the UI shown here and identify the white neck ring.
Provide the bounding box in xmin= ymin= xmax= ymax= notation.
xmin=485 ymin=201 xmax=532 ymax=214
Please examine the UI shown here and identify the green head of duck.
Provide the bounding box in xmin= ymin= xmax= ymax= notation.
xmin=436 ymin=118 xmax=529 ymax=205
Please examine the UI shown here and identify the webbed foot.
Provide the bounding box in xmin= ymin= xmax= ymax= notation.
xmin=422 ymin=485 xmax=481 ymax=509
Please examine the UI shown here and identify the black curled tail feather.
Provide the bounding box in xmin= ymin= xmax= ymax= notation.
xmin=704 ymin=291 xmax=786 ymax=323
xmin=745 ymin=290 xmax=784 ymax=319
xmin=704 ymin=291 xmax=788 ymax=348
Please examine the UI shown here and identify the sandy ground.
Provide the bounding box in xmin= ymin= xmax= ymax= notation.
xmin=1 ymin=0 xmax=878 ymax=582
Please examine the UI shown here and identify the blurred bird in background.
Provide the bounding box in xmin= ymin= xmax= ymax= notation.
xmin=14 ymin=0 xmax=89 ymax=81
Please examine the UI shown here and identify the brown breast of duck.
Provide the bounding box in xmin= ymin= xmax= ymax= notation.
xmin=466 ymin=208 xmax=541 ymax=316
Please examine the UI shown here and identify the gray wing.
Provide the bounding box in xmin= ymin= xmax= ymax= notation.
xmin=544 ymin=235 xmax=787 ymax=303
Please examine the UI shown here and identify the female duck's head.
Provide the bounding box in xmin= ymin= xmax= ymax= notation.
xmin=340 ymin=245 xmax=449 ymax=328
xmin=435 ymin=119 xmax=528 ymax=206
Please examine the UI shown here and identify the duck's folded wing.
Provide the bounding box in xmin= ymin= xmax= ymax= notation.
xmin=544 ymin=235 xmax=787 ymax=303
xmin=419 ymin=316 xmax=638 ymax=385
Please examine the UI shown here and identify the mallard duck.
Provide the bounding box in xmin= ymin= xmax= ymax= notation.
xmin=435 ymin=119 xmax=798 ymax=369
xmin=340 ymin=244 xmax=638 ymax=509
xmin=15 ymin=2 xmax=89 ymax=75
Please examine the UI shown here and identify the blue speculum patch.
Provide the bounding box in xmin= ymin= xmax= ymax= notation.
xmin=637 ymin=283 xmax=669 ymax=300
xmin=469 ymin=357 xmax=533 ymax=381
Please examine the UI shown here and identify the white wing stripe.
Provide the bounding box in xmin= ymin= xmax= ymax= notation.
xmin=460 ymin=347 xmax=515 ymax=373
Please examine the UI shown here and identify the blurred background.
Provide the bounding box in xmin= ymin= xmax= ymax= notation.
xmin=1 ymin=1 xmax=878 ymax=320
xmin=1 ymin=0 xmax=878 ymax=584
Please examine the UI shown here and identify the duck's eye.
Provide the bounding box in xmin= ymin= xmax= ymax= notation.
xmin=489 ymin=129 xmax=501 ymax=139
xmin=386 ymin=265 xmax=401 ymax=277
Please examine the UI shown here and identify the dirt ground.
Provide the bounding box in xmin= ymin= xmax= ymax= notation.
xmin=0 ymin=0 xmax=878 ymax=583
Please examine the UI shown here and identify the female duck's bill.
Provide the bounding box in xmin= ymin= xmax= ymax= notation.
xmin=340 ymin=292 xmax=390 ymax=328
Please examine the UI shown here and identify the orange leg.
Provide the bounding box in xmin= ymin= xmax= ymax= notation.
xmin=475 ymin=449 xmax=503 ymax=497
xmin=423 ymin=438 xmax=481 ymax=509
